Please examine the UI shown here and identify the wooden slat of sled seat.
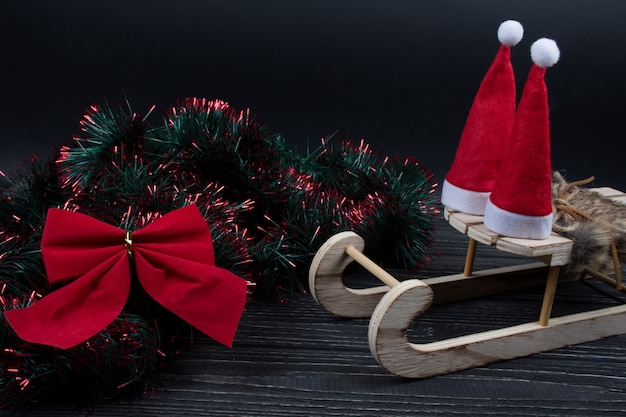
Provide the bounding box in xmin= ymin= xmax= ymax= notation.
xmin=444 ymin=208 xmax=573 ymax=267
xmin=444 ymin=187 xmax=626 ymax=268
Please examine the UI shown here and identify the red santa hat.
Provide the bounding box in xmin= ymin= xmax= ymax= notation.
xmin=483 ymin=38 xmax=560 ymax=239
xmin=441 ymin=20 xmax=524 ymax=215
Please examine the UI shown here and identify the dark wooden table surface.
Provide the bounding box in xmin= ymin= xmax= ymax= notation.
xmin=5 ymin=213 xmax=626 ymax=417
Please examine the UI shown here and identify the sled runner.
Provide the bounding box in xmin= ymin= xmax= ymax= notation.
xmin=308 ymin=187 xmax=626 ymax=378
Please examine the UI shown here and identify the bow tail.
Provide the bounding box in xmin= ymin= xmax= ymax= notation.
xmin=4 ymin=254 xmax=131 ymax=349
xmin=134 ymin=252 xmax=248 ymax=347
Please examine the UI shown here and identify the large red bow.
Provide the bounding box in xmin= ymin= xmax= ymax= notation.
xmin=4 ymin=205 xmax=248 ymax=349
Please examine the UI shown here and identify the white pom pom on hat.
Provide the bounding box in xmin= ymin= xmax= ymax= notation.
xmin=531 ymin=38 xmax=560 ymax=68
xmin=497 ymin=20 xmax=524 ymax=47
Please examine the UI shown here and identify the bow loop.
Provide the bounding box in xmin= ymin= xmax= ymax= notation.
xmin=41 ymin=209 xmax=124 ymax=283
xmin=4 ymin=205 xmax=247 ymax=349
xmin=133 ymin=204 xmax=216 ymax=265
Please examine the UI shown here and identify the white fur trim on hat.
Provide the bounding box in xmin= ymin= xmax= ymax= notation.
xmin=484 ymin=199 xmax=553 ymax=239
xmin=441 ymin=179 xmax=491 ymax=215
xmin=497 ymin=20 xmax=524 ymax=47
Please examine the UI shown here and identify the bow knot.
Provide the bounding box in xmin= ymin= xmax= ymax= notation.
xmin=124 ymin=230 xmax=133 ymax=256
xmin=4 ymin=204 xmax=248 ymax=349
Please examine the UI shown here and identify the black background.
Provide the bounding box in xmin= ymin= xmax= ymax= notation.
xmin=2 ymin=0 xmax=626 ymax=189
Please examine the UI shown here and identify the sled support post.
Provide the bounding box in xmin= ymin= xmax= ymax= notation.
xmin=464 ymin=238 xmax=478 ymax=277
xmin=539 ymin=266 xmax=560 ymax=326
xmin=308 ymin=231 xmax=398 ymax=318
xmin=344 ymin=244 xmax=400 ymax=288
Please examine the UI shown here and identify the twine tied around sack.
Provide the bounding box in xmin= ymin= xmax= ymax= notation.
xmin=552 ymin=175 xmax=595 ymax=233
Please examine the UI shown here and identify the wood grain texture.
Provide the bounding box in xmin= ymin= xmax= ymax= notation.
xmin=308 ymin=231 xmax=390 ymax=318
xmin=370 ymin=284 xmax=626 ymax=379
xmin=4 ymin=214 xmax=626 ymax=416
xmin=446 ymin=210 xmax=574 ymax=266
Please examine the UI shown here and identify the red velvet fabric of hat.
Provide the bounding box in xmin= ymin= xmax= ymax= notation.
xmin=441 ymin=20 xmax=523 ymax=215
xmin=484 ymin=38 xmax=560 ymax=239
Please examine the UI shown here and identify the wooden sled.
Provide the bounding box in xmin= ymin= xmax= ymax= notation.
xmin=308 ymin=187 xmax=626 ymax=378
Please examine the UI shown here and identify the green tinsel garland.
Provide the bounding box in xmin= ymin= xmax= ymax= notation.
xmin=0 ymin=97 xmax=438 ymax=407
